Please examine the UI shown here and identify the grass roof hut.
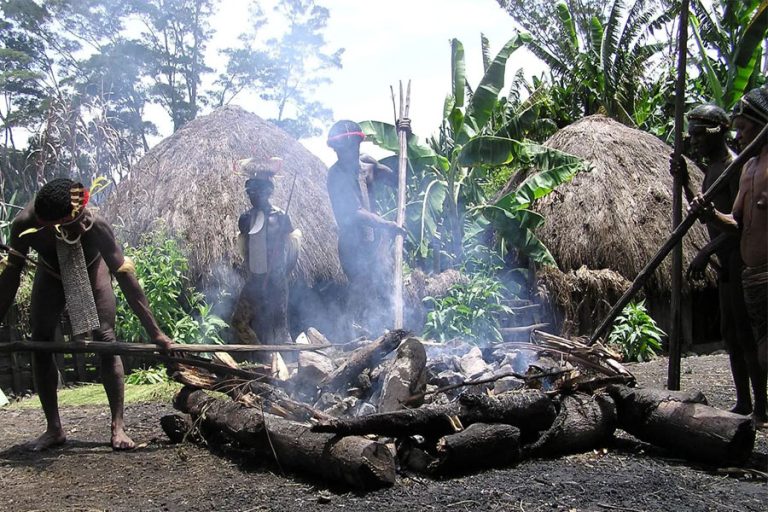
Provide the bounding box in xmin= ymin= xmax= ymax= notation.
xmin=103 ymin=106 xmax=344 ymax=334
xmin=508 ymin=115 xmax=719 ymax=347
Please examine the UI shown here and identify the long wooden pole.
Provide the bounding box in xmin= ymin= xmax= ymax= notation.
xmin=0 ymin=340 xmax=331 ymax=355
xmin=668 ymin=0 xmax=690 ymax=391
xmin=589 ymin=120 xmax=768 ymax=346
xmin=394 ymin=80 xmax=411 ymax=329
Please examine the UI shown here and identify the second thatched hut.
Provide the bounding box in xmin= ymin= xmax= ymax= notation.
xmin=506 ymin=115 xmax=719 ymax=348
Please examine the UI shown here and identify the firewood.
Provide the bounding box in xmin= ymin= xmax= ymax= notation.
xmin=377 ymin=338 xmax=427 ymax=412
xmin=607 ymin=385 xmax=755 ymax=465
xmin=319 ymin=329 xmax=409 ymax=393
xmin=312 ymin=389 xmax=556 ymax=439
xmin=173 ymin=388 xmax=396 ymax=490
xmin=430 ymin=423 xmax=521 ymax=475
xmin=160 ymin=414 xmax=201 ymax=444
xmin=526 ymin=393 xmax=616 ymax=457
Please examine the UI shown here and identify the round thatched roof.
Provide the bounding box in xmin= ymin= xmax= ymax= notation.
xmin=103 ymin=105 xmax=343 ymax=289
xmin=508 ymin=114 xmax=716 ymax=293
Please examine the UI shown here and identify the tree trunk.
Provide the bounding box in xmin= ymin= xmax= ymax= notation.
xmin=313 ymin=389 xmax=556 ymax=439
xmin=430 ymin=423 xmax=521 ymax=475
xmin=527 ymin=393 xmax=616 ymax=457
xmin=607 ymin=385 xmax=755 ymax=465
xmin=173 ymin=388 xmax=396 ymax=490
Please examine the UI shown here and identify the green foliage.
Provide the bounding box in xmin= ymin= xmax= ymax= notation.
xmin=423 ymin=274 xmax=513 ymax=344
xmin=608 ymin=301 xmax=665 ymax=362
xmin=361 ymin=35 xmax=587 ymax=269
xmin=115 ymin=230 xmax=227 ymax=345
xmin=689 ymin=0 xmax=768 ymax=109
xmin=125 ymin=366 xmax=170 ymax=386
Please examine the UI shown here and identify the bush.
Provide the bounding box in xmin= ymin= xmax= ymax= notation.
xmin=423 ymin=274 xmax=513 ymax=344
xmin=115 ymin=230 xmax=227 ymax=345
xmin=608 ymin=300 xmax=665 ymax=362
xmin=124 ymin=366 xmax=169 ymax=385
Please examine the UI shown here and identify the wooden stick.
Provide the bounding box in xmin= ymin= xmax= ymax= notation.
xmin=668 ymin=0 xmax=690 ymax=391
xmin=393 ymin=80 xmax=411 ymax=329
xmin=0 ymin=340 xmax=331 ymax=355
xmin=588 ymin=120 xmax=768 ymax=345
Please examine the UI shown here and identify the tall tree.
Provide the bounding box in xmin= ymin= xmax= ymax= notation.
xmin=133 ymin=0 xmax=217 ymax=131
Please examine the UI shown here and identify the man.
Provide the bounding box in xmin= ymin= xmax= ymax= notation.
xmin=232 ymin=164 xmax=301 ymax=362
xmin=0 ymin=178 xmax=173 ymax=450
xmin=692 ymin=86 xmax=768 ymax=425
xmin=326 ymin=120 xmax=405 ymax=335
xmin=673 ymin=104 xmax=758 ymax=416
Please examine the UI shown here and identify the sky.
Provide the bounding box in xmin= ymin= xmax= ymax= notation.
xmin=160 ymin=0 xmax=546 ymax=165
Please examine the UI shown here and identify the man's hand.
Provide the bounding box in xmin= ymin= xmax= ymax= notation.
xmin=385 ymin=220 xmax=408 ymax=237
xmin=152 ymin=333 xmax=173 ymax=352
xmin=689 ymin=194 xmax=715 ymax=220
xmin=686 ymin=252 xmax=709 ymax=281
xmin=669 ymin=154 xmax=689 ymax=185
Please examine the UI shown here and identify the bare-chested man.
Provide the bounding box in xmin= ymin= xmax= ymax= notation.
xmin=692 ymin=86 xmax=768 ymax=425
xmin=673 ymin=104 xmax=759 ymax=416
xmin=0 ymin=178 xmax=173 ymax=450
xmin=326 ymin=120 xmax=405 ymax=336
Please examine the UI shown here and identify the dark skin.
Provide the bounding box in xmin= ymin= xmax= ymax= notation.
xmin=0 ymin=205 xmax=172 ymax=450
xmin=691 ymin=115 xmax=768 ymax=423
xmin=671 ymin=125 xmax=738 ymax=280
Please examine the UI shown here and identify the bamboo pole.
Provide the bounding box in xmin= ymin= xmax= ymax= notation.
xmin=588 ymin=121 xmax=768 ymax=346
xmin=394 ymin=80 xmax=411 ymax=329
xmin=668 ymin=0 xmax=690 ymax=391
xmin=0 ymin=340 xmax=331 ymax=355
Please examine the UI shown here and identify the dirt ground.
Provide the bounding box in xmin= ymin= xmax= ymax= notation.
xmin=1 ymin=354 xmax=767 ymax=512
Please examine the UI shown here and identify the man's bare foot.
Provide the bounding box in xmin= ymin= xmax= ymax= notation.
xmin=27 ymin=429 xmax=66 ymax=451
xmin=111 ymin=427 xmax=136 ymax=451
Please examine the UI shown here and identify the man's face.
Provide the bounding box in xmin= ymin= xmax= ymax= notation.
xmin=247 ymin=185 xmax=272 ymax=209
xmin=732 ymin=116 xmax=761 ymax=151
xmin=688 ymin=125 xmax=720 ymax=158
xmin=330 ymin=137 xmax=361 ymax=162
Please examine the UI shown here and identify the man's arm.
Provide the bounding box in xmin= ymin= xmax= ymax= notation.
xmin=92 ymin=217 xmax=171 ymax=348
xmin=0 ymin=211 xmax=33 ymax=322
xmin=327 ymin=169 xmax=404 ymax=235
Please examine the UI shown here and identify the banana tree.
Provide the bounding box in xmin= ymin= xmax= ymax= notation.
xmin=689 ymin=0 xmax=768 ymax=108
xmin=361 ymin=34 xmax=589 ymax=267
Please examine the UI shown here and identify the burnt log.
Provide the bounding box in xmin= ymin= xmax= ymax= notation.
xmin=312 ymin=389 xmax=556 ymax=439
xmin=173 ymin=387 xmax=396 ymax=490
xmin=526 ymin=393 xmax=616 ymax=457
xmin=607 ymin=385 xmax=755 ymax=465
xmin=160 ymin=414 xmax=198 ymax=444
xmin=320 ymin=329 xmax=409 ymax=393
xmin=430 ymin=423 xmax=521 ymax=475
xmin=377 ymin=338 xmax=427 ymax=412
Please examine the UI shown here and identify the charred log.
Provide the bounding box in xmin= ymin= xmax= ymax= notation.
xmin=312 ymin=389 xmax=556 ymax=439
xmin=607 ymin=385 xmax=755 ymax=465
xmin=430 ymin=423 xmax=521 ymax=475
xmin=526 ymin=393 xmax=616 ymax=457
xmin=173 ymin=387 xmax=396 ymax=490
xmin=319 ymin=329 xmax=409 ymax=393
xmin=377 ymin=338 xmax=427 ymax=412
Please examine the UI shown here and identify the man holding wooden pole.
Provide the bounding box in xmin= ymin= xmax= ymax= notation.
xmin=326 ymin=120 xmax=406 ymax=336
xmin=691 ymin=86 xmax=768 ymax=426
xmin=0 ymin=178 xmax=173 ymax=450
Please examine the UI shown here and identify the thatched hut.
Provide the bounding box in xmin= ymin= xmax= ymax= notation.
xmin=507 ymin=115 xmax=719 ymax=347
xmin=103 ymin=106 xmax=345 ymax=334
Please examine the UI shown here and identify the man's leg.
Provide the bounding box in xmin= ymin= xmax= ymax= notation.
xmin=720 ymin=279 xmax=752 ymax=414
xmin=90 ymin=259 xmax=134 ymax=450
xmin=28 ymin=271 xmax=66 ymax=451
xmin=741 ymin=266 xmax=768 ymax=424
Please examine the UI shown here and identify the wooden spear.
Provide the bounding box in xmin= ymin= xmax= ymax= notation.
xmin=394 ymin=80 xmax=411 ymax=329
xmin=668 ymin=0 xmax=691 ymax=391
